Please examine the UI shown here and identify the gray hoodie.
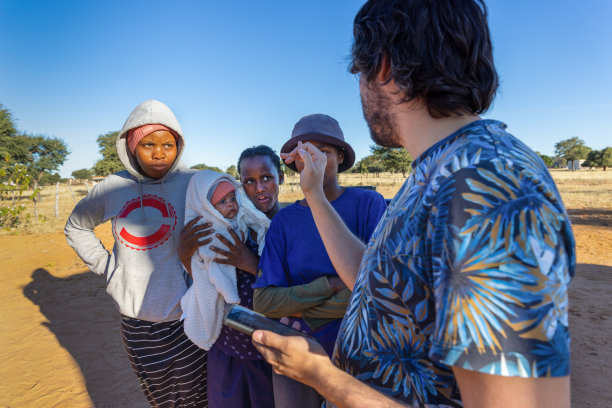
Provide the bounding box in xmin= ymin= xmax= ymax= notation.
xmin=65 ymin=100 xmax=196 ymax=322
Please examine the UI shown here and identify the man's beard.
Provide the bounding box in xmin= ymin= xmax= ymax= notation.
xmin=360 ymin=84 xmax=402 ymax=148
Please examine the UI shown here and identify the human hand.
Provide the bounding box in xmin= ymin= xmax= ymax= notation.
xmin=281 ymin=141 xmax=326 ymax=197
xmin=328 ymin=276 xmax=347 ymax=294
xmin=211 ymin=227 xmax=259 ymax=275
xmin=252 ymin=329 xmax=332 ymax=388
xmin=179 ymin=216 xmax=214 ymax=276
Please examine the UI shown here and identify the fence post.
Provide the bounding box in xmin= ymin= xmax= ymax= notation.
xmin=55 ymin=182 xmax=60 ymax=218
xmin=33 ymin=186 xmax=39 ymax=222
xmin=68 ymin=182 xmax=77 ymax=205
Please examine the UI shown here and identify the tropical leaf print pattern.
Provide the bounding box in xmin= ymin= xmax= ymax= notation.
xmin=332 ymin=120 xmax=574 ymax=406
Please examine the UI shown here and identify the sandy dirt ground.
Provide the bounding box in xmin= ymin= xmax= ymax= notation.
xmin=1 ymin=216 xmax=611 ymax=407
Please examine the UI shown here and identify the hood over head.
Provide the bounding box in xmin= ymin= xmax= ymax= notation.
xmin=117 ymin=100 xmax=185 ymax=182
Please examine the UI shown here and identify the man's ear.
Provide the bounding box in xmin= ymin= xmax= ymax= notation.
xmin=278 ymin=171 xmax=284 ymax=185
xmin=377 ymin=54 xmax=392 ymax=83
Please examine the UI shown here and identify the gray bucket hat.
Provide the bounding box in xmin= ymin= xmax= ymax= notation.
xmin=281 ymin=113 xmax=356 ymax=173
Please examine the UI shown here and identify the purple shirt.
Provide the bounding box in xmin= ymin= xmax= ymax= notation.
xmin=212 ymin=232 xmax=264 ymax=360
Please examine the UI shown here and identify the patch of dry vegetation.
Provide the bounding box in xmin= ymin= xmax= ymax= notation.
xmin=279 ymin=172 xmax=407 ymax=203
xmin=1 ymin=182 xmax=90 ymax=235
xmin=548 ymin=169 xmax=612 ymax=210
xmin=549 ymin=169 xmax=612 ymax=227
xmin=3 ymin=170 xmax=611 ymax=235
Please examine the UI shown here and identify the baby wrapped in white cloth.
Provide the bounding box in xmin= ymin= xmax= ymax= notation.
xmin=181 ymin=170 xmax=270 ymax=350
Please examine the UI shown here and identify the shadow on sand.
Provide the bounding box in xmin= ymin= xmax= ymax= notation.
xmin=569 ymin=263 xmax=612 ymax=408
xmin=23 ymin=262 xmax=611 ymax=407
xmin=23 ymin=268 xmax=149 ymax=408
xmin=567 ymin=209 xmax=612 ymax=227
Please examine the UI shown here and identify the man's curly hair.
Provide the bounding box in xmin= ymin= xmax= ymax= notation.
xmin=350 ymin=0 xmax=498 ymax=118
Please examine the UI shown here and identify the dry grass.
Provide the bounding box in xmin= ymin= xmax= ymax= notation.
xmin=0 ymin=182 xmax=90 ymax=235
xmin=548 ymin=169 xmax=612 ymax=210
xmin=279 ymin=172 xmax=408 ymax=203
xmin=3 ymin=170 xmax=611 ymax=235
xmin=284 ymin=170 xmax=612 ymax=207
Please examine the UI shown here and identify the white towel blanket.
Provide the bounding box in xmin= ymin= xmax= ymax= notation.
xmin=181 ymin=170 xmax=270 ymax=350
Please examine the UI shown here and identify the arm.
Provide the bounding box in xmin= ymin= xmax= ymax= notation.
xmin=254 ymin=218 xmax=345 ymax=318
xmin=64 ymin=182 xmax=111 ymax=275
xmin=432 ymin=166 xmax=573 ymax=407
xmin=253 ymin=276 xmax=335 ymax=318
xmin=452 ymin=367 xmax=570 ymax=408
xmin=282 ymin=142 xmax=365 ymax=289
xmin=252 ymin=330 xmax=407 ymax=408
xmin=301 ymin=288 xmax=351 ymax=320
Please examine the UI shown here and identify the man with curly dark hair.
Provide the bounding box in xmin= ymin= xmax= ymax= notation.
xmin=253 ymin=1 xmax=573 ymax=407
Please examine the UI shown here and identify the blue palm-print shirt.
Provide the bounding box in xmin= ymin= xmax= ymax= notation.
xmin=332 ymin=120 xmax=575 ymax=407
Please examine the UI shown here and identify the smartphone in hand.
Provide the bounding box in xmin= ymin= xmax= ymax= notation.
xmin=223 ymin=304 xmax=316 ymax=341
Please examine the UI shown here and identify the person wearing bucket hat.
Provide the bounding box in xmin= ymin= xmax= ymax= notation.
xmin=280 ymin=114 xmax=355 ymax=173
xmin=252 ymin=113 xmax=387 ymax=408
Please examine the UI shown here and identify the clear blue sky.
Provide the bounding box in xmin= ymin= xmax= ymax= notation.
xmin=1 ymin=0 xmax=611 ymax=178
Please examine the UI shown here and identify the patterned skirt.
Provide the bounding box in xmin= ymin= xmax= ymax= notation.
xmin=121 ymin=316 xmax=208 ymax=407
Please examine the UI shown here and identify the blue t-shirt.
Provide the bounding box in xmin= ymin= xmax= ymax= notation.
xmin=254 ymin=187 xmax=387 ymax=287
xmin=331 ymin=120 xmax=575 ymax=407
xmin=253 ymin=187 xmax=387 ymax=353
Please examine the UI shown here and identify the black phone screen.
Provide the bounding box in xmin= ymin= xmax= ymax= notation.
xmin=223 ymin=304 xmax=315 ymax=340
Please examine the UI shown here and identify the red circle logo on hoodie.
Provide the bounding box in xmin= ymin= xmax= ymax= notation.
xmin=114 ymin=194 xmax=177 ymax=250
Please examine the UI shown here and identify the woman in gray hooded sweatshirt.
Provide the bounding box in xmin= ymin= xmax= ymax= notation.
xmin=65 ymin=100 xmax=208 ymax=407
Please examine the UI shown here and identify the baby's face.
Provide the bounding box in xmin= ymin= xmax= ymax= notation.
xmin=213 ymin=191 xmax=238 ymax=219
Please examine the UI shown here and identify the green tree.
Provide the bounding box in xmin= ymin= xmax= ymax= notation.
xmin=0 ymin=104 xmax=32 ymax=227
xmin=0 ymin=104 xmax=29 ymax=165
xmin=584 ymin=147 xmax=612 ymax=170
xmin=25 ymin=134 xmax=70 ymax=191
xmin=225 ymin=165 xmax=238 ymax=178
xmin=39 ymin=172 xmax=62 ymax=185
xmin=0 ymin=158 xmax=31 ymax=228
xmin=553 ymin=156 xmax=567 ymax=168
xmin=602 ymin=147 xmax=612 ymax=171
xmin=584 ymin=150 xmax=601 ymax=169
xmin=370 ymin=146 xmax=413 ymax=176
xmin=93 ymin=131 xmax=124 ymax=176
xmin=352 ymin=155 xmax=384 ymax=174
xmin=554 ymin=137 xmax=591 ymax=170
xmin=191 ymin=163 xmax=223 ymax=173
xmin=0 ymin=104 xmax=17 ymax=139
xmin=72 ymin=168 xmax=93 ymax=179
xmin=0 ymin=104 xmax=69 ymax=225
xmin=536 ymin=152 xmax=554 ymax=167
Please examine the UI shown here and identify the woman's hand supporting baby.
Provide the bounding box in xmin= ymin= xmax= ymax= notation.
xmin=179 ymin=216 xmax=260 ymax=276
xmin=179 ymin=216 xmax=215 ymax=276
xmin=210 ymin=227 xmax=259 ymax=275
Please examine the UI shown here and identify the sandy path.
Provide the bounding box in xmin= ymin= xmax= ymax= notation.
xmin=0 ymin=222 xmax=610 ymax=407
xmin=0 ymin=224 xmax=149 ymax=408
